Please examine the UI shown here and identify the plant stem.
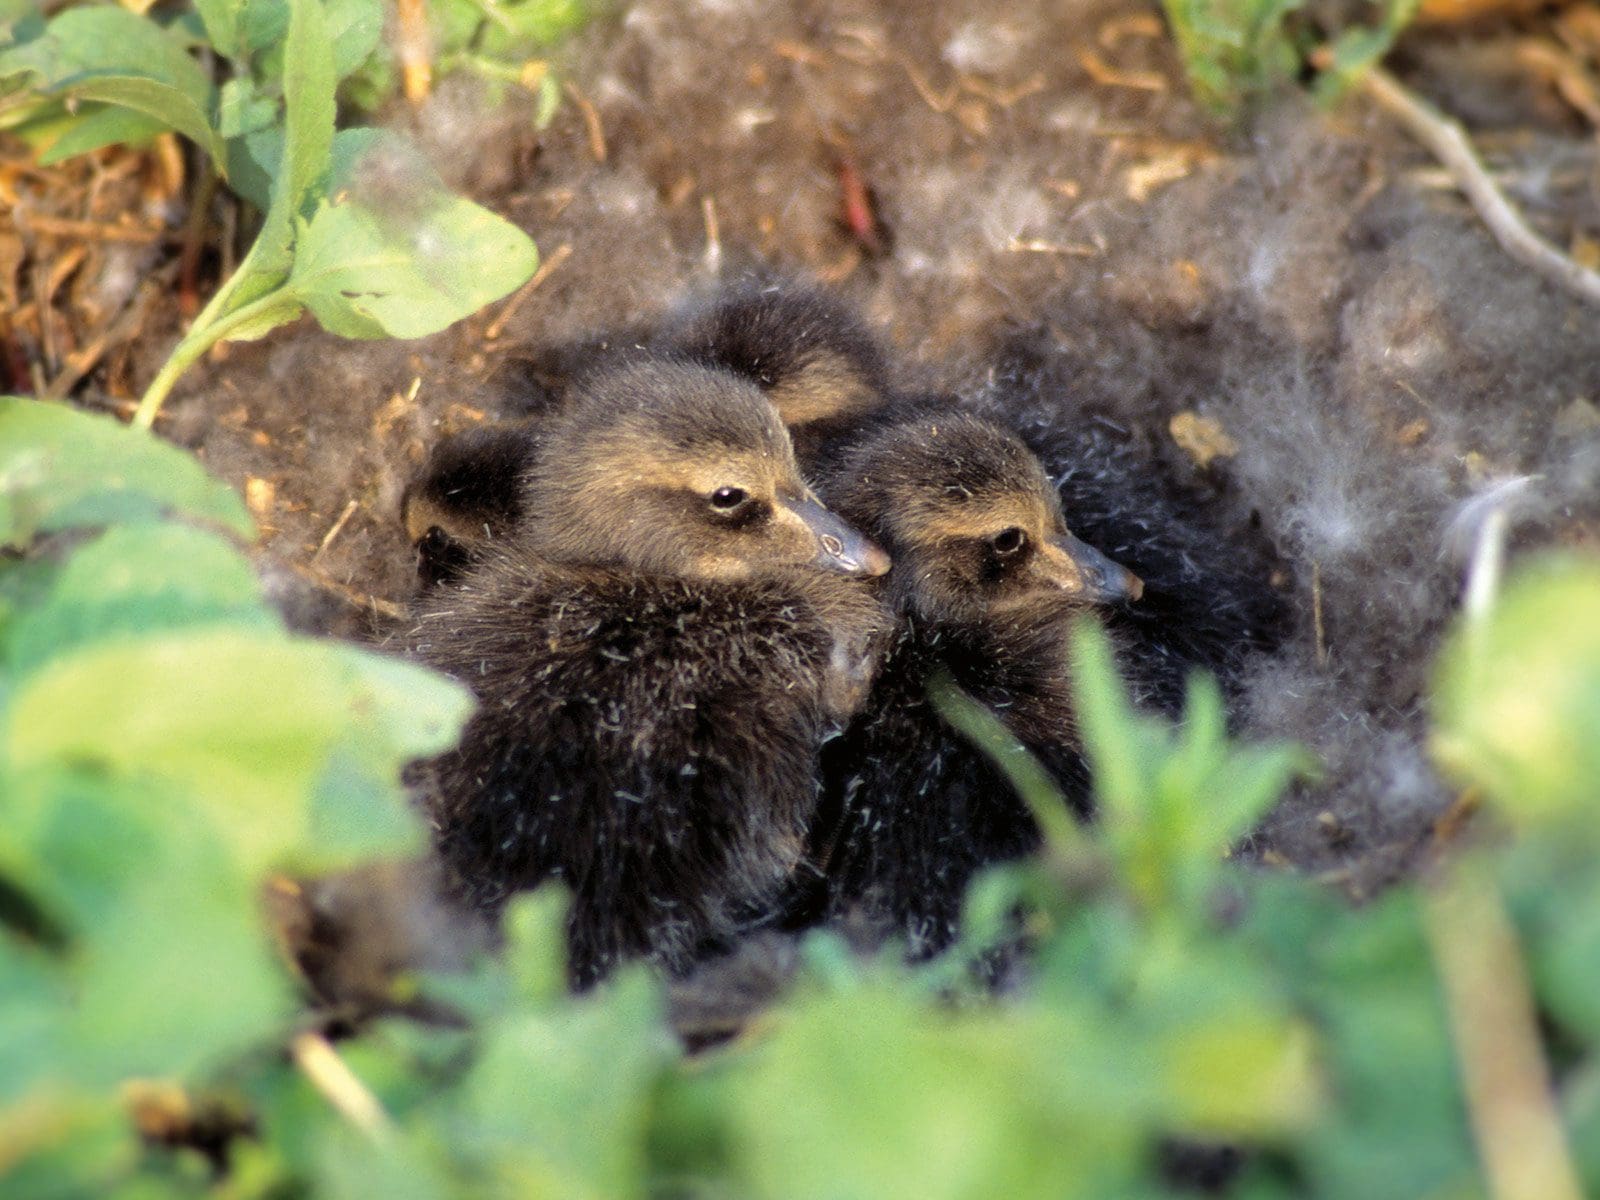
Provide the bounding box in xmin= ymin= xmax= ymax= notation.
xmin=1423 ymin=866 xmax=1584 ymax=1200
xmin=927 ymin=668 xmax=1093 ymax=865
xmin=132 ymin=289 xmax=295 ymax=430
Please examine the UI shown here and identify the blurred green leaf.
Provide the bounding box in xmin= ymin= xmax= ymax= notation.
xmin=34 ymin=103 xmax=168 ymax=166
xmin=0 ymin=6 xmax=224 ymax=162
xmin=728 ymin=987 xmax=1141 ymax=1200
xmin=1243 ymin=880 xmax=1476 ymax=1198
xmin=3 ymin=525 xmax=272 ymax=677
xmin=288 ymin=134 xmax=538 ymax=339
xmin=217 ymin=76 xmax=280 ymax=140
xmin=502 ymin=889 xmax=572 ymax=1007
xmin=1432 ymin=554 xmax=1600 ymax=828
xmin=324 ymin=0 xmax=384 ymax=82
xmin=193 ymin=0 xmax=247 ymax=61
xmin=3 ymin=629 xmax=471 ymax=875
xmin=1315 ymin=0 xmax=1422 ymax=99
xmin=0 ymin=398 xmax=253 ymax=547
xmin=458 ymin=969 xmax=667 ymax=1199
xmin=0 ymin=767 xmax=289 ymax=1088
xmin=1159 ymin=0 xmax=1303 ymax=111
xmin=1069 ymin=621 xmax=1309 ymax=915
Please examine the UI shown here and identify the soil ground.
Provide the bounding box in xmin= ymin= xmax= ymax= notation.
xmin=6 ymin=0 xmax=1600 ymax=891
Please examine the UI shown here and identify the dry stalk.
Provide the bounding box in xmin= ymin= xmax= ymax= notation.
xmin=1422 ymin=868 xmax=1583 ymax=1200
xmin=1361 ymin=67 xmax=1600 ymax=309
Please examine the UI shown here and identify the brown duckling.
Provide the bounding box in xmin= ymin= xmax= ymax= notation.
xmin=402 ymin=420 xmax=541 ymax=586
xmin=792 ymin=412 xmax=1141 ymax=957
xmin=659 ymin=278 xmax=932 ymax=473
xmin=403 ymin=280 xmax=899 ymax=588
xmin=408 ymin=359 xmax=889 ymax=987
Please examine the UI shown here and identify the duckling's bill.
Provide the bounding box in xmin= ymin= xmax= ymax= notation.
xmin=1038 ymin=532 xmax=1143 ymax=603
xmin=780 ymin=493 xmax=892 ymax=578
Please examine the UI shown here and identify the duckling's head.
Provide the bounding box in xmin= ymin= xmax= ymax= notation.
xmin=669 ymin=281 xmax=890 ymax=428
xmin=827 ymin=413 xmax=1142 ymax=623
xmin=520 ymin=360 xmax=890 ymax=583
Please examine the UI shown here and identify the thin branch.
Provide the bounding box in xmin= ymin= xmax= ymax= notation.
xmin=289 ymin=1031 xmax=395 ymax=1143
xmin=484 ymin=242 xmax=573 ymax=340
xmin=1423 ymin=868 xmax=1584 ymax=1200
xmin=1361 ymin=66 xmax=1600 ymax=308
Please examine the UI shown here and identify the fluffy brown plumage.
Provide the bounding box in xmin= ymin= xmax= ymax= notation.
xmin=408 ymin=359 xmax=889 ymax=986
xmin=797 ymin=413 xmax=1141 ymax=955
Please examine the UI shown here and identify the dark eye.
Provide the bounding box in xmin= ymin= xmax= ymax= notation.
xmin=710 ymin=486 xmax=748 ymax=511
xmin=992 ymin=527 xmax=1027 ymax=555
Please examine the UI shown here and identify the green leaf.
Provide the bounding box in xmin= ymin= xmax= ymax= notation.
xmin=3 ymin=628 xmax=472 ymax=876
xmin=459 ymin=970 xmax=667 ymax=1199
xmin=324 ymin=0 xmax=383 ymax=82
xmin=1067 ymin=620 xmax=1308 ymax=915
xmin=287 ymin=133 xmax=538 ymax=339
xmin=502 ymin=889 xmax=571 ymax=1006
xmin=223 ymin=0 xmax=336 ymax=310
xmin=217 ymin=77 xmax=280 ymax=140
xmin=1068 ymin=619 xmax=1145 ymax=817
xmin=241 ymin=0 xmax=292 ymax=54
xmin=0 ymin=397 xmax=253 ymax=547
xmin=224 ymin=125 xmax=283 ymax=213
xmin=0 ymin=767 xmax=290 ymax=1087
xmin=1243 ymin=880 xmax=1476 ymax=1197
xmin=34 ymin=103 xmax=168 ymax=166
xmin=193 ymin=0 xmax=245 ymax=60
xmin=0 ymin=6 xmax=224 ymax=163
xmin=2 ymin=524 xmax=273 ymax=678
xmin=1432 ymin=554 xmax=1600 ymax=829
xmin=728 ymin=988 xmax=1142 ymax=1200
xmin=279 ymin=0 xmax=335 ymax=218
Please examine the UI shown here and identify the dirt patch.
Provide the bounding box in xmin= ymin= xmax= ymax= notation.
xmin=12 ymin=0 xmax=1600 ymax=884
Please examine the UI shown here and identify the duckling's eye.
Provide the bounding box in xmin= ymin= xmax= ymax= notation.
xmin=710 ymin=486 xmax=749 ymax=512
xmin=991 ymin=527 xmax=1027 ymax=555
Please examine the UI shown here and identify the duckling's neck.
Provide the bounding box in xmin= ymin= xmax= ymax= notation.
xmin=910 ymin=602 xmax=1084 ymax=748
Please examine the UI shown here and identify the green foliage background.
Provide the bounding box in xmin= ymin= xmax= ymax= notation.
xmin=4 ymin=395 xmax=1599 ymax=1197
xmin=3 ymin=1 xmax=1598 ymax=1197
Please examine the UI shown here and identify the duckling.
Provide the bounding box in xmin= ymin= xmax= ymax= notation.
xmin=660 ymin=278 xmax=924 ymax=471
xmin=408 ymin=359 xmax=890 ymax=987
xmin=402 ymin=420 xmax=541 ymax=586
xmin=791 ymin=412 xmax=1142 ymax=956
xmin=402 ymin=282 xmax=895 ymax=586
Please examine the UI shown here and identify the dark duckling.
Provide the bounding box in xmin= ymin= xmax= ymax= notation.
xmin=659 ymin=278 xmax=934 ymax=473
xmin=402 ymin=279 xmax=900 ymax=588
xmin=663 ymin=280 xmax=1283 ymax=711
xmin=402 ymin=420 xmax=541 ymax=586
xmin=797 ymin=412 xmax=1142 ymax=956
xmin=408 ymin=359 xmax=890 ymax=987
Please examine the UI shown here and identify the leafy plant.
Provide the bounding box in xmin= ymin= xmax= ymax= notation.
xmin=0 ymin=0 xmax=544 ymax=428
xmin=1158 ymin=0 xmax=1421 ymax=111
xmin=0 ymin=397 xmax=473 ymax=1191
xmin=4 ymin=399 xmax=1600 ymax=1197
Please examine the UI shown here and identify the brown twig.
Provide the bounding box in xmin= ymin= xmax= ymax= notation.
xmin=312 ymin=499 xmax=360 ymax=562
xmin=11 ymin=214 xmax=168 ymax=244
xmin=564 ymin=82 xmax=608 ymax=164
xmin=1423 ymin=867 xmax=1583 ymax=1200
xmin=701 ymin=196 xmax=722 ymax=272
xmin=42 ymin=279 xmax=160 ymax=400
xmin=1361 ymin=66 xmax=1600 ymax=308
xmin=395 ymin=0 xmax=433 ymax=105
xmin=289 ymin=1032 xmax=394 ymax=1143
xmin=177 ymin=168 xmax=220 ymax=318
xmin=484 ymin=242 xmax=572 ymax=340
xmin=286 ymin=560 xmax=406 ymax=621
